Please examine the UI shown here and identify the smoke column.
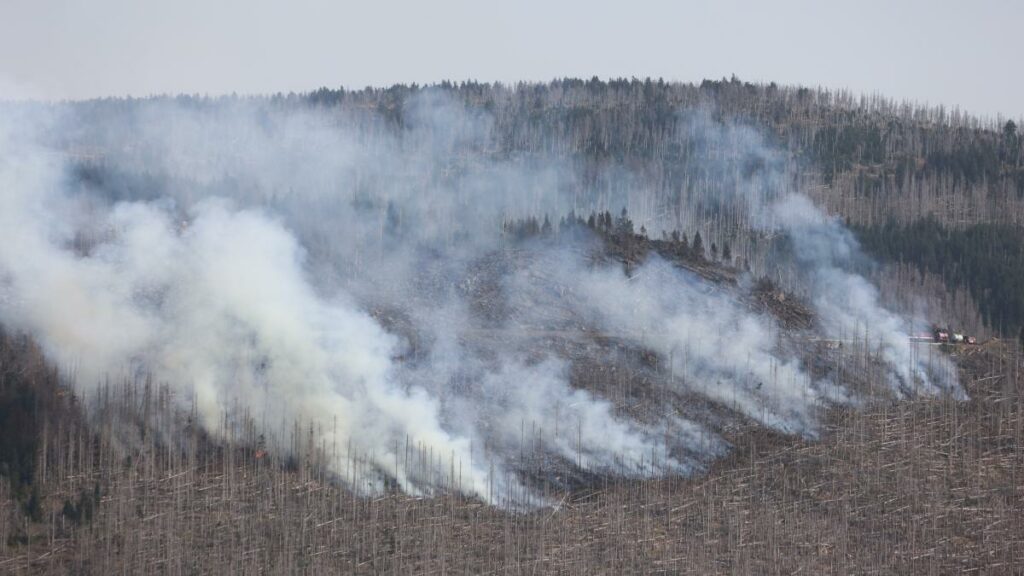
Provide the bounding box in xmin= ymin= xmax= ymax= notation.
xmin=0 ymin=91 xmax=962 ymax=505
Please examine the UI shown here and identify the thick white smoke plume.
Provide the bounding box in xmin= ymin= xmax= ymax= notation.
xmin=0 ymin=93 xmax=961 ymax=506
xmin=0 ymin=126 xmax=488 ymax=496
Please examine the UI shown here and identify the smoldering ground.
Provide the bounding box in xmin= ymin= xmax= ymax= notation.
xmin=0 ymin=91 xmax=961 ymax=505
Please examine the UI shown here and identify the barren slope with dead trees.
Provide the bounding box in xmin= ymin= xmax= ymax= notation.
xmin=1 ymin=326 xmax=1022 ymax=574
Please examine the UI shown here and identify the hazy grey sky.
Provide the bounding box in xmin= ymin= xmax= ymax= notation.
xmin=1 ymin=0 xmax=1021 ymax=119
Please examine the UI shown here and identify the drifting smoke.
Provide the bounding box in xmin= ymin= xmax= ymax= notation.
xmin=0 ymin=92 xmax=960 ymax=506
xmin=576 ymin=257 xmax=828 ymax=434
xmin=660 ymin=112 xmax=961 ymax=398
xmin=769 ymin=194 xmax=963 ymax=398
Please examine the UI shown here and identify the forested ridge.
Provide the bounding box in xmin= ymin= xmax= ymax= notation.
xmin=51 ymin=77 xmax=1024 ymax=337
xmin=67 ymin=75 xmax=1024 ymax=224
xmin=304 ymin=76 xmax=1024 ymax=211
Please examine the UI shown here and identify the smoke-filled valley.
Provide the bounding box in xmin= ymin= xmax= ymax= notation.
xmin=1 ymin=80 xmax=1022 ymax=573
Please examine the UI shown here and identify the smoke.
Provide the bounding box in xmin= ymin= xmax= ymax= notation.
xmin=0 ymin=91 xmax=962 ymax=506
xmin=578 ymin=258 xmax=825 ymax=434
xmin=661 ymin=110 xmax=961 ymax=397
xmin=0 ymin=141 xmax=488 ymax=497
xmin=768 ymin=194 xmax=963 ymax=397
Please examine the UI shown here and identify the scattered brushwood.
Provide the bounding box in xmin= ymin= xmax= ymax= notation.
xmin=749 ymin=277 xmax=815 ymax=330
xmin=949 ymin=337 xmax=1015 ymax=384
